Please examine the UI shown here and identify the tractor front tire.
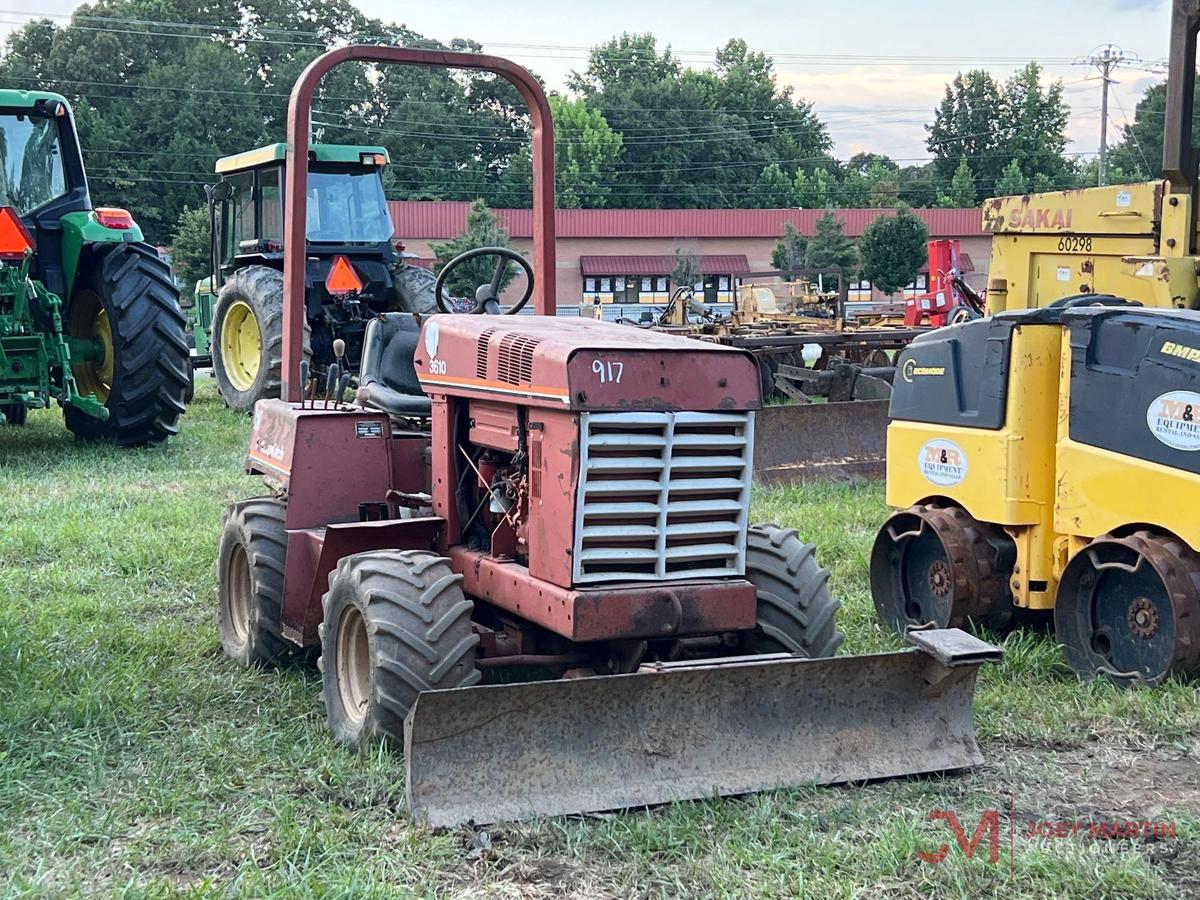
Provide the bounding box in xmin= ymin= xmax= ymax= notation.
xmin=64 ymin=243 xmax=189 ymax=446
xmin=216 ymin=498 xmax=295 ymax=667
xmin=743 ymin=524 xmax=844 ymax=658
xmin=319 ymin=550 xmax=480 ymax=748
xmin=211 ymin=266 xmax=310 ymax=412
xmin=2 ymin=403 xmax=27 ymax=426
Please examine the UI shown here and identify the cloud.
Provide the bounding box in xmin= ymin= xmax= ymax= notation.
xmin=776 ymin=66 xmax=952 ymax=158
xmin=773 ymin=62 xmax=1159 ymax=161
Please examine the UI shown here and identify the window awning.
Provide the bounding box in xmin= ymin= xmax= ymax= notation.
xmin=580 ymin=254 xmax=751 ymax=277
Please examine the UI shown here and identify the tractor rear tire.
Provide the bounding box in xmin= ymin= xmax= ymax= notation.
xmin=216 ymin=498 xmax=295 ymax=667
xmin=63 ymin=243 xmax=189 ymax=446
xmin=758 ymin=355 xmax=781 ymax=403
xmin=392 ymin=263 xmax=441 ymax=315
xmin=211 ymin=266 xmax=311 ymax=413
xmin=743 ymin=524 xmax=844 ymax=658
xmin=2 ymin=403 xmax=27 ymax=425
xmin=319 ymin=550 xmax=480 ymax=748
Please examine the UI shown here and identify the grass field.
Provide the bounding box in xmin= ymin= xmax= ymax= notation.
xmin=1 ymin=378 xmax=1197 ymax=898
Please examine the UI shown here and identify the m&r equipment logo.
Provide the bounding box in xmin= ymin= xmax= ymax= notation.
xmin=918 ymin=439 xmax=968 ymax=487
xmin=1147 ymin=391 xmax=1200 ymax=451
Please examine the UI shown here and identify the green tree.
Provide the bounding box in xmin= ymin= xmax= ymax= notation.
xmin=996 ymin=159 xmax=1029 ymax=196
xmin=865 ymin=162 xmax=901 ymax=208
xmin=1002 ymin=62 xmax=1070 ymax=186
xmin=671 ymin=249 xmax=701 ymax=290
xmin=430 ymin=200 xmax=517 ymax=298
xmin=926 ymin=70 xmax=1006 ymax=187
xmin=845 ymin=152 xmax=896 ymax=175
xmin=1075 ymin=156 xmax=1134 ymax=189
xmin=927 ymin=64 xmax=1070 ymax=199
xmin=500 ymin=96 xmax=624 ymax=208
xmin=857 ymin=206 xmax=928 ymax=295
xmin=569 ymin=34 xmax=834 ymax=209
xmin=1109 ymin=80 xmax=1200 ymax=181
xmin=938 ymin=159 xmax=977 ymax=207
xmin=839 ymin=154 xmax=900 ymax=208
xmin=0 ymin=0 xmax=526 ymax=241
xmin=170 ymin=205 xmax=211 ymax=291
xmin=770 ymin=223 xmax=808 ymax=270
xmin=750 ymin=163 xmax=797 ymax=208
xmin=898 ymin=163 xmax=939 ymax=208
xmin=806 ymin=211 xmax=858 ymax=276
xmin=794 ymin=167 xmax=838 ymax=208
xmin=1031 ymin=171 xmax=1058 ymax=194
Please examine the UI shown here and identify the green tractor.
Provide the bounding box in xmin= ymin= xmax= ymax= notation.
xmin=191 ymin=143 xmax=441 ymax=411
xmin=0 ymin=90 xmax=189 ymax=443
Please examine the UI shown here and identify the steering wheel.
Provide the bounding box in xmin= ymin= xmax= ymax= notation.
xmin=946 ymin=305 xmax=981 ymax=326
xmin=433 ymin=246 xmax=534 ymax=315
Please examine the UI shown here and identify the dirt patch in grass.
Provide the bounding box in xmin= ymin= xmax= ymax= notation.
xmin=988 ymin=738 xmax=1200 ymax=821
xmin=969 ymin=737 xmax=1199 ymax=897
xmin=442 ymin=850 xmax=629 ymax=899
xmin=1096 ymin=755 xmax=1200 ymax=820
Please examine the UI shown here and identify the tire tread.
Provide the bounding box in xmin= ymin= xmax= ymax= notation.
xmin=64 ymin=243 xmax=189 ymax=446
xmin=745 ymin=523 xmax=844 ymax=658
xmin=321 ymin=550 xmax=479 ymax=745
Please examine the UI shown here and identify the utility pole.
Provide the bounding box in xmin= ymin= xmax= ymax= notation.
xmin=1076 ymin=45 xmax=1142 ymax=186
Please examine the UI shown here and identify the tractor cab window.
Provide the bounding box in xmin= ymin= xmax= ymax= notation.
xmin=305 ymin=167 xmax=393 ymax=243
xmin=0 ymin=111 xmax=66 ymax=216
xmin=259 ymin=166 xmax=283 ymax=242
xmin=221 ymin=171 xmax=254 ymax=262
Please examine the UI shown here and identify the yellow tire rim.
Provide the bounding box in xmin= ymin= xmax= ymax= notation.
xmin=68 ymin=290 xmax=114 ymax=403
xmin=220 ymin=300 xmax=262 ymax=392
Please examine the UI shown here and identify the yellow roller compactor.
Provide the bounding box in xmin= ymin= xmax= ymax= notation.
xmin=872 ymin=301 xmax=1200 ymax=685
xmin=870 ymin=3 xmax=1200 ymax=686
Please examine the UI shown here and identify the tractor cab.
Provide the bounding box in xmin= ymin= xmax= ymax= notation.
xmin=208 ymin=143 xmax=396 ymax=287
xmin=0 ymin=91 xmax=89 ymax=299
xmin=0 ymin=89 xmax=187 ymax=444
xmin=196 ymin=143 xmax=443 ymax=411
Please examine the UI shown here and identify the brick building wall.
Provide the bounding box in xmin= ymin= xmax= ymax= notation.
xmin=389 ymin=203 xmax=992 ymax=313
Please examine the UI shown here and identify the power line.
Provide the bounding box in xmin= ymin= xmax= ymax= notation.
xmin=1073 ymin=44 xmax=1161 ymax=185
xmin=1108 ymin=87 xmax=1154 ymax=179
xmin=0 ymin=7 xmax=1121 ymax=209
xmin=0 ymin=8 xmax=1094 ymax=66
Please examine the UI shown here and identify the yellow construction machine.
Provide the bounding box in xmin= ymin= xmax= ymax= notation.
xmin=983 ymin=3 xmax=1200 ymax=314
xmin=872 ymin=302 xmax=1200 ymax=686
xmin=870 ymin=3 xmax=1200 ymax=686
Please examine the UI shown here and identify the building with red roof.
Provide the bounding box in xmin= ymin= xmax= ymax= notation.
xmin=388 ymin=201 xmax=990 ymax=314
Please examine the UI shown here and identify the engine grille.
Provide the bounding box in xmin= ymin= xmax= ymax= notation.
xmin=572 ymin=411 xmax=754 ymax=585
xmin=497 ymin=332 xmax=539 ymax=384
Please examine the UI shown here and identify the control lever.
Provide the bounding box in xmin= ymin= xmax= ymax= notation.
xmin=328 ymin=336 xmax=348 ymax=410
xmin=324 ymin=363 xmax=338 ymax=409
xmin=336 ymin=371 xmax=352 ymax=406
xmin=298 ymin=360 xmax=310 ymax=410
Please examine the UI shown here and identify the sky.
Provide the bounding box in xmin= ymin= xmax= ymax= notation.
xmin=0 ymin=0 xmax=1178 ymax=165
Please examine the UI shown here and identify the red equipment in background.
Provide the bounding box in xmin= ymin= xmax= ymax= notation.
xmin=904 ymin=239 xmax=986 ymax=326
